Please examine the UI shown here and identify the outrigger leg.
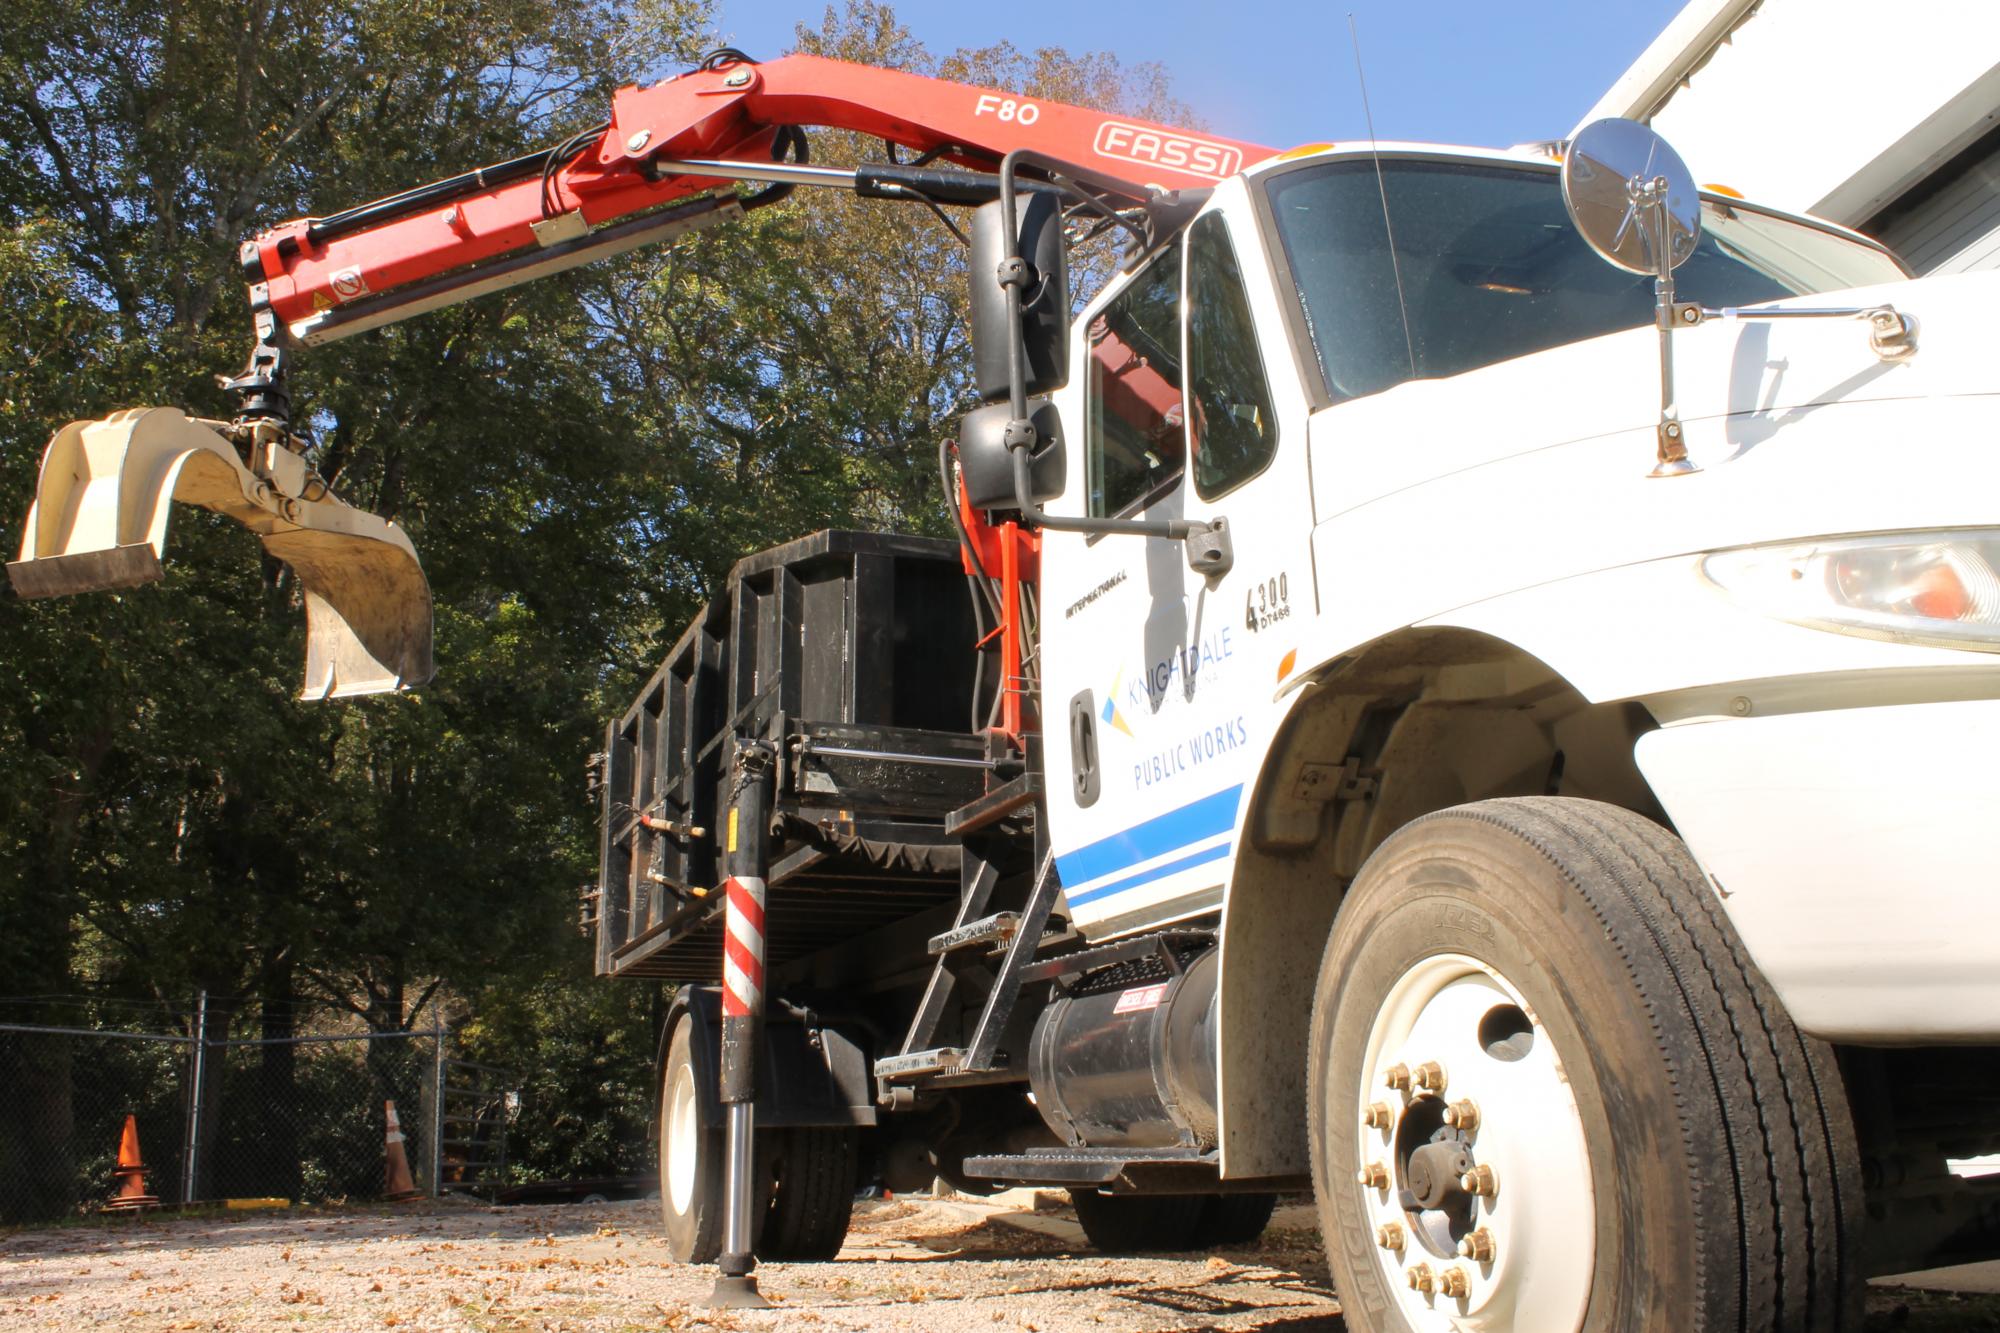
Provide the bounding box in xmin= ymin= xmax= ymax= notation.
xmin=709 ymin=740 xmax=775 ymax=1310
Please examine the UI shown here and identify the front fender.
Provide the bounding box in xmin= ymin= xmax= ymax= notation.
xmin=1421 ymin=553 xmax=2000 ymax=717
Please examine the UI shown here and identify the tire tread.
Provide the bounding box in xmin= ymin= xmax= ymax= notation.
xmin=1069 ymin=1190 xmax=1206 ymax=1253
xmin=1191 ymin=1192 xmax=1278 ymax=1248
xmin=758 ymin=1127 xmax=857 ymax=1261
xmin=1450 ymin=798 xmax=1856 ymax=1333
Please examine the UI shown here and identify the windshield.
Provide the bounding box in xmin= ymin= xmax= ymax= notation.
xmin=1265 ymin=158 xmax=1909 ymax=404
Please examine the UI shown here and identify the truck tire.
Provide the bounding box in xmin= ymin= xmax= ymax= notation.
xmin=1192 ymin=1192 xmax=1278 ymax=1247
xmin=659 ymin=1018 xmax=723 ymax=1265
xmin=757 ymin=1126 xmax=858 ymax=1261
xmin=1308 ymin=798 xmax=1859 ymax=1332
xmin=1069 ymin=1190 xmax=1206 ymax=1253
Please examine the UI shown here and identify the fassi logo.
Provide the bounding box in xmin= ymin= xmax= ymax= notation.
xmin=1093 ymin=122 xmax=1243 ymax=181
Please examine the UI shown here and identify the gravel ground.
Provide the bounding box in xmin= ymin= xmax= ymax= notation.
xmin=5 ymin=1195 xmax=1999 ymax=1331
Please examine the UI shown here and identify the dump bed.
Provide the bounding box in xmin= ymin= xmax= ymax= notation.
xmin=593 ymin=530 xmax=990 ymax=982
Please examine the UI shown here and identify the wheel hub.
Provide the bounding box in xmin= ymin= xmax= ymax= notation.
xmin=1403 ymin=1138 xmax=1474 ymax=1211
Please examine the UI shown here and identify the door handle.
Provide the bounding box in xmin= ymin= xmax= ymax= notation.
xmin=1068 ymin=689 xmax=1101 ymax=808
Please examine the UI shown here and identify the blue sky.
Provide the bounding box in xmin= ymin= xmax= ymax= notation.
xmin=710 ymin=1 xmax=1689 ymax=151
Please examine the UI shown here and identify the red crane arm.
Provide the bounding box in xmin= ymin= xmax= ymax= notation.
xmin=246 ymin=53 xmax=1273 ymax=342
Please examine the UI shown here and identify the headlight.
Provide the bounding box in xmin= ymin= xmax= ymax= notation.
xmin=1700 ymin=530 xmax=2000 ymax=652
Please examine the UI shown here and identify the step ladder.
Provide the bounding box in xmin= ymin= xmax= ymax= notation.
xmin=876 ymin=848 xmax=1060 ymax=1082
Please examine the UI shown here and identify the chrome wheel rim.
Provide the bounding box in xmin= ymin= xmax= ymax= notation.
xmin=1353 ymin=953 xmax=1595 ymax=1331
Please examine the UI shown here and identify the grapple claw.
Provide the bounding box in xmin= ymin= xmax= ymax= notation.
xmin=8 ymin=407 xmax=433 ymax=699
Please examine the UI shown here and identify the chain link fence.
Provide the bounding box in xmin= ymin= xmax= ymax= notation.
xmin=0 ymin=1023 xmax=192 ymax=1224
xmin=0 ymin=1000 xmax=519 ymax=1225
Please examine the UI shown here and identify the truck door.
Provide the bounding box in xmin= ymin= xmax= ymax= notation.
xmin=1042 ymin=202 xmax=1314 ymax=940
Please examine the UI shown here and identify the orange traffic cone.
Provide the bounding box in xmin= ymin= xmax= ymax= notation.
xmin=382 ymin=1100 xmax=424 ymax=1202
xmin=101 ymin=1114 xmax=160 ymax=1212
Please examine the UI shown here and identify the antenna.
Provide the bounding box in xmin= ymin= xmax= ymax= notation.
xmin=1347 ymin=13 xmax=1417 ymax=380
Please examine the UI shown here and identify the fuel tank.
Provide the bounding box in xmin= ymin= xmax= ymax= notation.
xmin=1027 ymin=945 xmax=1219 ymax=1150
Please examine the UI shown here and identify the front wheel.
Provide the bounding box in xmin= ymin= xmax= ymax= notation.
xmin=1308 ymin=798 xmax=1859 ymax=1332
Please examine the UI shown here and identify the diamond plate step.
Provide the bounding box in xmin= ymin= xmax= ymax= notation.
xmin=874 ymin=1047 xmax=966 ymax=1080
xmin=961 ymin=1147 xmax=1217 ymax=1186
xmin=928 ymin=912 xmax=1021 ymax=956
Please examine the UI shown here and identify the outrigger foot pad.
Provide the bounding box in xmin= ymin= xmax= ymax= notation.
xmin=706 ymin=1272 xmax=770 ymax=1309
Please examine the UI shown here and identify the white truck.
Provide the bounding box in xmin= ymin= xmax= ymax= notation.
xmin=14 ymin=51 xmax=1997 ymax=1331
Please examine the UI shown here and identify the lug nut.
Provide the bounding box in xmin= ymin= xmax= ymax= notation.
xmin=1413 ymin=1060 xmax=1447 ymax=1093
xmin=1375 ymin=1221 xmax=1404 ymax=1252
xmin=1405 ymin=1262 xmax=1435 ymax=1295
xmin=1356 ymin=1161 xmax=1390 ymax=1189
xmin=1364 ymin=1101 xmax=1394 ymax=1129
xmin=1458 ymin=1227 xmax=1496 ymax=1263
xmin=1442 ymin=1098 xmax=1481 ymax=1131
xmin=1383 ymin=1062 xmax=1412 ymax=1091
xmin=1460 ymin=1164 xmax=1498 ymax=1197
xmin=1438 ymin=1266 xmax=1471 ymax=1299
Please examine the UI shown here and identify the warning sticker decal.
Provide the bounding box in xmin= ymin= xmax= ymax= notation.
xmin=1112 ymin=982 xmax=1169 ymax=1014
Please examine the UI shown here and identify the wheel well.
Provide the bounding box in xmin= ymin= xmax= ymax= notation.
xmin=1215 ymin=628 xmax=1665 ymax=1178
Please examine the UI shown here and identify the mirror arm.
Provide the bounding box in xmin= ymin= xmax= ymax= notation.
xmin=1644 ymin=178 xmax=1697 ymax=479
xmin=1673 ymin=301 xmax=1919 ymax=362
xmin=993 ymin=149 xmax=1232 ymax=582
xmin=1003 ymin=442 xmax=1193 ymax=539
xmin=1005 ymin=446 xmax=1233 ymax=583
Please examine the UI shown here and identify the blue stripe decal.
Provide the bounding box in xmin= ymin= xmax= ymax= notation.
xmin=1066 ymin=841 xmax=1232 ymax=907
xmin=1056 ymin=784 xmax=1243 ymax=888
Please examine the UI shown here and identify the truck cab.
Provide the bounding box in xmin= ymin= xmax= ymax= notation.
xmin=1030 ymin=132 xmax=2000 ymax=1323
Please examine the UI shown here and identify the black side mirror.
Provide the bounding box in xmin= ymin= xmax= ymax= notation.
xmin=969 ymin=191 xmax=1069 ymax=403
xmin=958 ymin=398 xmax=1065 ymax=508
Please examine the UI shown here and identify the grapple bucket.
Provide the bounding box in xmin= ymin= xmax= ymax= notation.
xmin=8 ymin=407 xmax=433 ymax=699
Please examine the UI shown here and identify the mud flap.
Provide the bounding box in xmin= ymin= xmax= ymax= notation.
xmin=659 ymin=987 xmax=878 ymax=1133
xmin=8 ymin=407 xmax=433 ymax=699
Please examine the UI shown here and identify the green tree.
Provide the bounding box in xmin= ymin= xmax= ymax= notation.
xmin=0 ymin=0 xmax=711 ymax=1210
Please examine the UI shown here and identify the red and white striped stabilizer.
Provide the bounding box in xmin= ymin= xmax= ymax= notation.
xmin=721 ymin=875 xmax=767 ymax=1018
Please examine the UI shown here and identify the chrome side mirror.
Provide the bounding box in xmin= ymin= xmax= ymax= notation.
xmin=1565 ymin=119 xmax=1920 ymax=478
xmin=1562 ymin=118 xmax=1701 ymax=277
xmin=1563 ymin=118 xmax=1703 ymax=477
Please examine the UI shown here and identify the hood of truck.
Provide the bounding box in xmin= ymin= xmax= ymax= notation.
xmin=1308 ymin=268 xmax=1999 ymax=523
xmin=1300 ymin=269 xmax=2000 ymax=665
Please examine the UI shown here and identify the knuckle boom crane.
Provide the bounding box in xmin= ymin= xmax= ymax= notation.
xmin=8 ymin=50 xmax=1262 ymax=699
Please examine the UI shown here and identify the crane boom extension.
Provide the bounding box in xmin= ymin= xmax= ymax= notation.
xmin=247 ymin=53 xmax=1268 ymax=350
xmin=7 ymin=50 xmax=1271 ymax=699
